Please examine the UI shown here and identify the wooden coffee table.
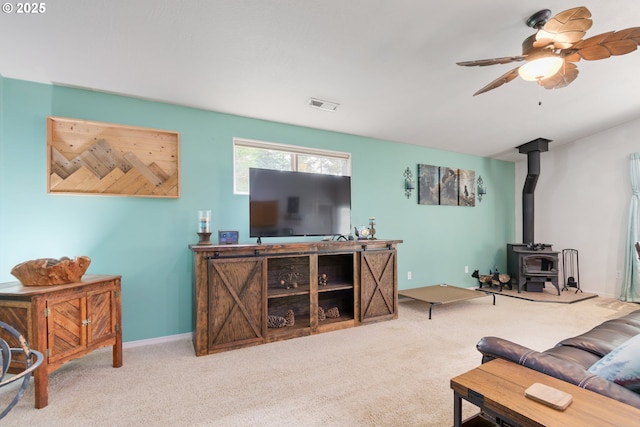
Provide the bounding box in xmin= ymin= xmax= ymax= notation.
xmin=451 ymin=358 xmax=640 ymax=427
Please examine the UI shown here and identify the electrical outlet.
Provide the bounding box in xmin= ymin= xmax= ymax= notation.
xmin=464 ymin=265 xmax=469 ymax=274
xmin=617 ymin=270 xmax=623 ymax=279
xmin=407 ymin=271 xmax=412 ymax=280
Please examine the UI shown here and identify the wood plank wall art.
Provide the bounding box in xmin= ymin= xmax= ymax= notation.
xmin=418 ymin=164 xmax=475 ymax=207
xmin=47 ymin=117 xmax=180 ymax=198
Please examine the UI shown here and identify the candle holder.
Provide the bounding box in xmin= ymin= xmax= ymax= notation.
xmin=197 ymin=232 xmax=212 ymax=245
xmin=198 ymin=210 xmax=211 ymax=232
xmin=197 ymin=210 xmax=212 ymax=245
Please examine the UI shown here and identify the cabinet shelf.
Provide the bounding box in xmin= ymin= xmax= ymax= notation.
xmin=318 ymin=281 xmax=354 ymax=293
xmin=267 ymin=284 xmax=311 ymax=299
xmin=318 ymin=314 xmax=355 ymax=326
xmin=266 ymin=323 xmax=311 ymax=340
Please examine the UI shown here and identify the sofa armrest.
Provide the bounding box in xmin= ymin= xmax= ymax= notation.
xmin=477 ymin=336 xmax=640 ymax=409
xmin=476 ymin=336 xmax=538 ymax=365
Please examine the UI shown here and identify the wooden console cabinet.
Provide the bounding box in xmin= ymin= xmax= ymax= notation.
xmin=190 ymin=240 xmax=401 ymax=356
xmin=0 ymin=275 xmax=122 ymax=408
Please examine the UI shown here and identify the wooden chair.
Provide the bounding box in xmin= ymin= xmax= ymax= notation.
xmin=636 ymin=242 xmax=640 ymax=259
xmin=0 ymin=321 xmax=44 ymax=419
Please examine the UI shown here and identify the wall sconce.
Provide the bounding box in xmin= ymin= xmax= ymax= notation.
xmin=404 ymin=167 xmax=415 ymax=199
xmin=477 ymin=175 xmax=487 ymax=202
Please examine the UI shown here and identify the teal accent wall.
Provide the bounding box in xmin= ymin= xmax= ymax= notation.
xmin=0 ymin=78 xmax=515 ymax=342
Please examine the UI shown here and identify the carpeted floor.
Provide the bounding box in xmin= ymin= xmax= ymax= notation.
xmin=3 ymin=294 xmax=638 ymax=426
xmin=477 ymin=284 xmax=598 ymax=303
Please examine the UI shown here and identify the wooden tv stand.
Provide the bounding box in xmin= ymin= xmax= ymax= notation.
xmin=190 ymin=239 xmax=401 ymax=356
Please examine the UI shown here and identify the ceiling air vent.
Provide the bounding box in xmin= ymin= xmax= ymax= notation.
xmin=307 ymin=98 xmax=339 ymax=112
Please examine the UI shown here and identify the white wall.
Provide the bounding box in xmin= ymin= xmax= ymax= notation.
xmin=515 ymin=116 xmax=640 ymax=297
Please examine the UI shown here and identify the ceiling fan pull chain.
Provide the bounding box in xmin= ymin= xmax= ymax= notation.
xmin=537 ymin=80 xmax=543 ymax=106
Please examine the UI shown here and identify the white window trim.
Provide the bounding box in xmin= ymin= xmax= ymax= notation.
xmin=233 ymin=137 xmax=352 ymax=195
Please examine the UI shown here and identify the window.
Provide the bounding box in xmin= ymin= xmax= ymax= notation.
xmin=233 ymin=138 xmax=351 ymax=194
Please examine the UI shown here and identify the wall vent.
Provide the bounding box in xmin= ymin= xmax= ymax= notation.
xmin=307 ymin=98 xmax=339 ymax=112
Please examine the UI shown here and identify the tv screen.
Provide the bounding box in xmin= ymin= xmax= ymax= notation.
xmin=249 ymin=168 xmax=351 ymax=238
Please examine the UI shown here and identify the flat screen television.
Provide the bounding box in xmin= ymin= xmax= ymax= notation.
xmin=249 ymin=168 xmax=351 ymax=238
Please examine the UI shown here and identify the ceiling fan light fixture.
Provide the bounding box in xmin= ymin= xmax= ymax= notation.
xmin=518 ymin=55 xmax=564 ymax=81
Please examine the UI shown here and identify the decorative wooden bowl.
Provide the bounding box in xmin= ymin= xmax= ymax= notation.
xmin=10 ymin=256 xmax=91 ymax=286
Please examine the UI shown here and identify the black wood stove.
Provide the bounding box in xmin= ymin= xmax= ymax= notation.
xmin=506 ymin=138 xmax=560 ymax=294
xmin=507 ymin=243 xmax=560 ymax=294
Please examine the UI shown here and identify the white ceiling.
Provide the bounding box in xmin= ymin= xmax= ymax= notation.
xmin=2 ymin=1 xmax=640 ymax=162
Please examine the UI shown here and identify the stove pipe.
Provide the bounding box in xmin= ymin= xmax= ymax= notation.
xmin=517 ymin=138 xmax=550 ymax=244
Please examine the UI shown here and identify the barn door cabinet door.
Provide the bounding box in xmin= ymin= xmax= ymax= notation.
xmin=207 ymin=257 xmax=265 ymax=352
xmin=46 ymin=285 xmax=119 ymax=364
xmin=360 ymin=249 xmax=398 ymax=322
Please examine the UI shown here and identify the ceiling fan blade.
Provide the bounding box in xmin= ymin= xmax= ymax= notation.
xmin=472 ymin=67 xmax=520 ymax=96
xmin=550 ymin=5 xmax=592 ymax=21
xmin=457 ymin=56 xmax=526 ymax=67
xmin=534 ymin=6 xmax=592 ymax=49
xmin=539 ymin=61 xmax=579 ymax=89
xmin=566 ymin=27 xmax=640 ymax=60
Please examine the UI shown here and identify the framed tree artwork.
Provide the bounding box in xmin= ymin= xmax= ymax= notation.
xmin=418 ymin=164 xmax=439 ymax=205
xmin=458 ymin=169 xmax=476 ymax=207
xmin=439 ymin=167 xmax=458 ymax=206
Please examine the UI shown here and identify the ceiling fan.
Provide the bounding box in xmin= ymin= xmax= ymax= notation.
xmin=457 ymin=6 xmax=640 ymax=95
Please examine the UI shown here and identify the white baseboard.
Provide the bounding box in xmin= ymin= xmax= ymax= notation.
xmin=123 ymin=332 xmax=191 ymax=349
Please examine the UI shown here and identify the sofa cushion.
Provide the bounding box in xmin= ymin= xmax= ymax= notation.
xmin=557 ymin=321 xmax=640 ymax=357
xmin=619 ymin=309 xmax=640 ymax=327
xmin=588 ymin=334 xmax=640 ymax=392
xmin=543 ymin=345 xmax=600 ymax=369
